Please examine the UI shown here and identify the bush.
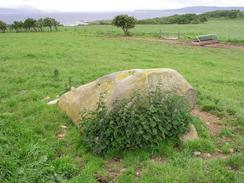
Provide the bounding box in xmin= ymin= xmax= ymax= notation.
xmin=80 ymin=88 xmax=193 ymax=155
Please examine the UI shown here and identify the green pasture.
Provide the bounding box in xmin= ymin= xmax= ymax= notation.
xmin=72 ymin=19 xmax=244 ymax=43
xmin=0 ymin=21 xmax=243 ymax=182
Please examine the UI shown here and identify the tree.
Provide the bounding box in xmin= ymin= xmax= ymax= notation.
xmin=10 ymin=21 xmax=24 ymax=32
xmin=0 ymin=20 xmax=7 ymax=33
xmin=23 ymin=18 xmax=36 ymax=31
xmin=43 ymin=17 xmax=60 ymax=31
xmin=43 ymin=17 xmax=53 ymax=31
xmin=35 ymin=18 xmax=44 ymax=32
xmin=51 ymin=18 xmax=60 ymax=31
xmin=112 ymin=15 xmax=136 ymax=36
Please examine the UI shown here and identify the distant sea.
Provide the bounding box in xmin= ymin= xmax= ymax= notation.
xmin=0 ymin=11 xmax=173 ymax=26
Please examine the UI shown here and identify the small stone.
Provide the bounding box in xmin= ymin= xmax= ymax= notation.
xmin=47 ymin=98 xmax=59 ymax=105
xmin=121 ymin=168 xmax=127 ymax=173
xmin=60 ymin=125 xmax=68 ymax=129
xmin=194 ymin=151 xmax=201 ymax=156
xmin=57 ymin=134 xmax=65 ymax=139
xmin=205 ymin=153 xmax=212 ymax=158
xmin=229 ymin=148 xmax=234 ymax=153
xmin=112 ymin=157 xmax=121 ymax=162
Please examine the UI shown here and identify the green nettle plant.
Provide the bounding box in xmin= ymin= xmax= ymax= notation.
xmin=80 ymin=87 xmax=193 ymax=155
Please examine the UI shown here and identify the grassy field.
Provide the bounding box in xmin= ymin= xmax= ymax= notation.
xmin=74 ymin=19 xmax=244 ymax=43
xmin=0 ymin=21 xmax=244 ymax=182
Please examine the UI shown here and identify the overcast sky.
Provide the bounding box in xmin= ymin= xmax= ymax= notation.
xmin=1 ymin=0 xmax=244 ymax=12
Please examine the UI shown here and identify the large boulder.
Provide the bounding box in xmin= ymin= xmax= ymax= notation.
xmin=59 ymin=68 xmax=196 ymax=125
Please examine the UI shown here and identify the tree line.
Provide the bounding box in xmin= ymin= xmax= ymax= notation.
xmin=202 ymin=10 xmax=244 ymax=19
xmin=137 ymin=10 xmax=244 ymax=25
xmin=137 ymin=14 xmax=208 ymax=24
xmin=0 ymin=17 xmax=60 ymax=33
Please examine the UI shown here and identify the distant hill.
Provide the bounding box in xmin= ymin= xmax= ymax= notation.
xmin=177 ymin=6 xmax=244 ymax=13
xmin=135 ymin=6 xmax=244 ymax=16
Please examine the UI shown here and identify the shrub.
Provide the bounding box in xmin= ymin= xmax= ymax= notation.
xmin=80 ymin=88 xmax=193 ymax=155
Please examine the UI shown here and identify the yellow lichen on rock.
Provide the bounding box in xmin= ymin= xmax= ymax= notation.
xmin=58 ymin=68 xmax=196 ymax=126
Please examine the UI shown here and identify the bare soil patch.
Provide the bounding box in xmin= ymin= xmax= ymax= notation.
xmin=193 ymin=151 xmax=230 ymax=160
xmin=135 ymin=163 xmax=144 ymax=179
xmin=205 ymin=42 xmax=244 ymax=49
xmin=212 ymin=152 xmax=230 ymax=160
xmin=167 ymin=38 xmax=244 ymax=49
xmin=191 ymin=108 xmax=221 ymax=135
xmin=75 ymin=156 xmax=85 ymax=169
xmin=102 ymin=157 xmax=126 ymax=182
xmin=159 ymin=38 xmax=244 ymax=49
xmin=95 ymin=174 xmax=108 ymax=183
xmin=115 ymin=36 xmax=244 ymax=50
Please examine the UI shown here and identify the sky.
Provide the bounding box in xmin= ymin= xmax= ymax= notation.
xmin=1 ymin=0 xmax=244 ymax=12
